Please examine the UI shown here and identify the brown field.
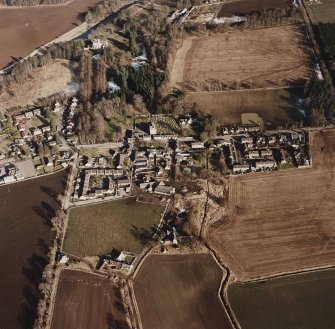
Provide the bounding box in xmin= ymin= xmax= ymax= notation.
xmin=133 ymin=254 xmax=233 ymax=329
xmin=0 ymin=0 xmax=100 ymax=69
xmin=310 ymin=129 xmax=335 ymax=170
xmin=63 ymin=197 xmax=164 ymax=257
xmin=170 ymin=25 xmax=312 ymax=89
xmin=0 ymin=170 xmax=67 ymax=329
xmin=51 ymin=270 xmax=128 ymax=329
xmin=228 ymin=268 xmax=335 ymax=329
xmin=184 ymin=88 xmax=304 ymax=127
xmin=207 ymin=130 xmax=335 ymax=280
xmin=218 ymin=0 xmax=292 ymax=18
xmin=0 ymin=60 xmax=73 ymax=112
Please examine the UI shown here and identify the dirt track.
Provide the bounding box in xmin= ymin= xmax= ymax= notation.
xmin=170 ymin=25 xmax=312 ymax=89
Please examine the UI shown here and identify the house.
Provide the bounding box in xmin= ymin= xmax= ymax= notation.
xmin=255 ymin=161 xmax=276 ymax=169
xmin=155 ymin=182 xmax=175 ymax=195
xmin=233 ymin=164 xmax=249 ymax=173
xmin=191 ymin=142 xmax=205 ymax=149
xmin=241 ymin=137 xmax=253 ymax=145
xmin=260 ymin=149 xmax=273 ymax=158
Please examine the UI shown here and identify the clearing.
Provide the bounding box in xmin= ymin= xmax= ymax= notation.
xmin=133 ymin=254 xmax=233 ymax=329
xmin=170 ymin=25 xmax=312 ymax=89
xmin=51 ymin=270 xmax=129 ymax=329
xmin=310 ymin=129 xmax=335 ymax=170
xmin=0 ymin=0 xmax=100 ymax=69
xmin=228 ymin=268 xmax=335 ymax=329
xmin=217 ymin=0 xmax=292 ymax=18
xmin=184 ymin=88 xmax=305 ymax=127
xmin=63 ymin=197 xmax=165 ymax=257
xmin=0 ymin=170 xmax=67 ymax=329
xmin=0 ymin=60 xmax=73 ymax=112
xmin=308 ymin=0 xmax=335 ymax=23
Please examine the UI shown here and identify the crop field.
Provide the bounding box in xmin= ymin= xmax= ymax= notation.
xmin=228 ymin=268 xmax=335 ymax=329
xmin=170 ymin=25 xmax=312 ymax=89
xmin=207 ymin=165 xmax=335 ymax=280
xmin=133 ymin=254 xmax=233 ymax=329
xmin=51 ymin=270 xmax=128 ymax=329
xmin=63 ymin=197 xmax=164 ymax=257
xmin=0 ymin=0 xmax=100 ymax=69
xmin=185 ymin=88 xmax=304 ymax=127
xmin=308 ymin=0 xmax=335 ymax=23
xmin=310 ymin=129 xmax=335 ymax=170
xmin=0 ymin=60 xmax=72 ymax=112
xmin=217 ymin=0 xmax=292 ymax=18
xmin=0 ymin=170 xmax=67 ymax=329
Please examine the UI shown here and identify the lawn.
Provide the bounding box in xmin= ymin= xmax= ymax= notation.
xmin=63 ymin=197 xmax=165 ymax=257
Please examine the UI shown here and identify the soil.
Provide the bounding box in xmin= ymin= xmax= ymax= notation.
xmin=0 ymin=60 xmax=72 ymax=112
xmin=170 ymin=25 xmax=312 ymax=89
xmin=217 ymin=0 xmax=292 ymax=18
xmin=228 ymin=268 xmax=335 ymax=329
xmin=133 ymin=253 xmax=233 ymax=329
xmin=0 ymin=0 xmax=101 ymax=69
xmin=0 ymin=170 xmax=67 ymax=329
xmin=51 ymin=269 xmax=129 ymax=329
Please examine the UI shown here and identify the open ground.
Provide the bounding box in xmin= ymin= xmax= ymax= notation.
xmin=133 ymin=254 xmax=234 ymax=329
xmin=228 ymin=268 xmax=335 ymax=329
xmin=308 ymin=0 xmax=335 ymax=23
xmin=185 ymin=88 xmax=304 ymax=127
xmin=51 ymin=269 xmax=129 ymax=329
xmin=63 ymin=197 xmax=165 ymax=257
xmin=207 ymin=130 xmax=335 ymax=280
xmin=0 ymin=0 xmax=100 ymax=69
xmin=0 ymin=60 xmax=73 ymax=112
xmin=170 ymin=25 xmax=312 ymax=89
xmin=217 ymin=0 xmax=292 ymax=18
xmin=0 ymin=170 xmax=67 ymax=329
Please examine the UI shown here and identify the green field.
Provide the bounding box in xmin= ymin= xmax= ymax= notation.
xmin=63 ymin=197 xmax=164 ymax=257
xmin=185 ymin=88 xmax=305 ymax=128
xmin=308 ymin=0 xmax=335 ymax=23
xmin=228 ymin=269 xmax=335 ymax=329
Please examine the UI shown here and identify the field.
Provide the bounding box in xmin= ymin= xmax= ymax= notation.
xmin=0 ymin=170 xmax=67 ymax=329
xmin=185 ymin=88 xmax=304 ymax=127
xmin=0 ymin=60 xmax=72 ymax=112
xmin=228 ymin=269 xmax=335 ymax=329
xmin=133 ymin=254 xmax=233 ymax=329
xmin=308 ymin=0 xmax=335 ymax=23
xmin=63 ymin=197 xmax=164 ymax=257
xmin=218 ymin=0 xmax=292 ymax=18
xmin=170 ymin=25 xmax=312 ymax=89
xmin=207 ymin=129 xmax=335 ymax=280
xmin=0 ymin=0 xmax=100 ymax=69
xmin=51 ymin=270 xmax=128 ymax=329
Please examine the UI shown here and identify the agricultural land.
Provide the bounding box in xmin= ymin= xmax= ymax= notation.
xmin=228 ymin=268 xmax=335 ymax=329
xmin=185 ymin=88 xmax=305 ymax=127
xmin=133 ymin=254 xmax=233 ymax=329
xmin=51 ymin=269 xmax=129 ymax=329
xmin=207 ymin=129 xmax=335 ymax=280
xmin=307 ymin=0 xmax=335 ymax=23
xmin=63 ymin=197 xmax=165 ymax=257
xmin=0 ymin=169 xmax=67 ymax=329
xmin=170 ymin=25 xmax=312 ymax=89
xmin=0 ymin=0 xmax=100 ymax=69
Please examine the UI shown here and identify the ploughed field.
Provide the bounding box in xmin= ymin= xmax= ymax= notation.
xmin=170 ymin=25 xmax=312 ymax=89
xmin=184 ymin=88 xmax=304 ymax=128
xmin=0 ymin=170 xmax=67 ymax=329
xmin=207 ymin=130 xmax=335 ymax=280
xmin=217 ymin=0 xmax=292 ymax=18
xmin=63 ymin=197 xmax=164 ymax=257
xmin=0 ymin=0 xmax=100 ymax=69
xmin=228 ymin=269 xmax=335 ymax=329
xmin=308 ymin=0 xmax=335 ymax=23
xmin=51 ymin=270 xmax=129 ymax=329
xmin=133 ymin=254 xmax=233 ymax=329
